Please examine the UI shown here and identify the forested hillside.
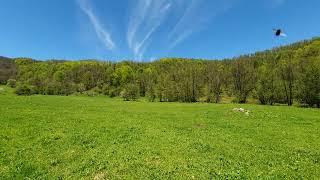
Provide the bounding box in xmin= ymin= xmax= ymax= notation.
xmin=2 ymin=38 xmax=320 ymax=107
xmin=0 ymin=56 xmax=16 ymax=84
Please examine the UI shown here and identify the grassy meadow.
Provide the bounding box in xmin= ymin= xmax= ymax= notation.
xmin=0 ymin=86 xmax=320 ymax=179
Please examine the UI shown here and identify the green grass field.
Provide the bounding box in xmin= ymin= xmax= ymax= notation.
xmin=0 ymin=86 xmax=320 ymax=179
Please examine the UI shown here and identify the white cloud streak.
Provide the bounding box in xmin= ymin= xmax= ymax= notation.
xmin=126 ymin=0 xmax=234 ymax=60
xmin=127 ymin=0 xmax=172 ymax=61
xmin=168 ymin=0 xmax=200 ymax=49
xmin=168 ymin=0 xmax=234 ymax=49
xmin=78 ymin=0 xmax=116 ymax=51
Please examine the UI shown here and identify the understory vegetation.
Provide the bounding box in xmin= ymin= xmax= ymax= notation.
xmin=1 ymin=38 xmax=320 ymax=107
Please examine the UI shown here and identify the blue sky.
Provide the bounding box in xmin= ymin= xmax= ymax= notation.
xmin=1 ymin=0 xmax=320 ymax=61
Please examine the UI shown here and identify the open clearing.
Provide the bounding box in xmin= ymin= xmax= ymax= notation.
xmin=0 ymin=86 xmax=319 ymax=179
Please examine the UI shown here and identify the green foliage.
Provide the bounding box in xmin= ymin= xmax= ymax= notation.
xmin=255 ymin=64 xmax=278 ymax=105
xmin=0 ymin=57 xmax=16 ymax=84
xmin=114 ymin=64 xmax=134 ymax=85
xmin=120 ymin=83 xmax=139 ymax=101
xmin=100 ymin=84 xmax=110 ymax=95
xmin=83 ymin=89 xmax=99 ymax=97
xmin=44 ymin=81 xmax=58 ymax=95
xmin=296 ymin=58 xmax=320 ymax=107
xmin=108 ymin=87 xmax=120 ymax=98
xmin=53 ymin=70 xmax=65 ymax=82
xmin=77 ymin=83 xmax=86 ymax=94
xmin=203 ymin=62 xmax=225 ymax=103
xmin=231 ymin=59 xmax=256 ymax=103
xmin=15 ymin=84 xmax=36 ymax=95
xmin=7 ymin=79 xmax=17 ymax=88
xmin=146 ymin=85 xmax=156 ymax=102
xmin=6 ymin=37 xmax=320 ymax=107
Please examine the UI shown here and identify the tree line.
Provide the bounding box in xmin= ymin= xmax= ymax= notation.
xmin=2 ymin=37 xmax=320 ymax=107
xmin=0 ymin=56 xmax=16 ymax=84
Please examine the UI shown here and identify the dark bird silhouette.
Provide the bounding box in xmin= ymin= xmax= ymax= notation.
xmin=273 ymin=29 xmax=287 ymax=37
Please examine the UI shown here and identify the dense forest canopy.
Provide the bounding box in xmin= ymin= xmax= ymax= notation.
xmin=1 ymin=37 xmax=320 ymax=107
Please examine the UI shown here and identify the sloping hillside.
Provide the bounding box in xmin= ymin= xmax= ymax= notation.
xmin=0 ymin=56 xmax=16 ymax=84
xmin=3 ymin=37 xmax=320 ymax=107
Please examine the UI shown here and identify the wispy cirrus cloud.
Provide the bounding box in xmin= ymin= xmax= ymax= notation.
xmin=127 ymin=0 xmax=172 ymax=60
xmin=168 ymin=0 xmax=202 ymax=49
xmin=126 ymin=0 xmax=235 ymax=60
xmin=78 ymin=0 xmax=116 ymax=51
xmin=168 ymin=0 xmax=234 ymax=49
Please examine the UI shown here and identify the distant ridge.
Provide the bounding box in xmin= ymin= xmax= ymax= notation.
xmin=0 ymin=56 xmax=11 ymax=60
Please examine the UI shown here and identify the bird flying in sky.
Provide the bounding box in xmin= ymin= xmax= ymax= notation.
xmin=273 ymin=29 xmax=287 ymax=37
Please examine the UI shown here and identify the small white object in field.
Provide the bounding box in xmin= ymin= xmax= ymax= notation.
xmin=233 ymin=107 xmax=250 ymax=115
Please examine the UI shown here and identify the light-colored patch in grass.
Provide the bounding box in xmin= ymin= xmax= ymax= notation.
xmin=93 ymin=172 xmax=107 ymax=180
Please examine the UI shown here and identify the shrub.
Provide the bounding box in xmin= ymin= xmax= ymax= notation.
xmin=77 ymin=83 xmax=86 ymax=94
xmin=101 ymin=84 xmax=110 ymax=95
xmin=15 ymin=84 xmax=36 ymax=96
xmin=84 ymin=90 xmax=99 ymax=97
xmin=44 ymin=82 xmax=57 ymax=95
xmin=7 ymin=79 xmax=17 ymax=88
xmin=92 ymin=86 xmax=102 ymax=94
xmin=108 ymin=87 xmax=120 ymax=98
xmin=120 ymin=84 xmax=139 ymax=101
xmin=62 ymin=83 xmax=77 ymax=96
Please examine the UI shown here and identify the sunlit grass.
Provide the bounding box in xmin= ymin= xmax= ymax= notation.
xmin=0 ymin=86 xmax=319 ymax=179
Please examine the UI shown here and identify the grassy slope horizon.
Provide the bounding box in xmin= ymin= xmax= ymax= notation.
xmin=0 ymin=85 xmax=320 ymax=179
